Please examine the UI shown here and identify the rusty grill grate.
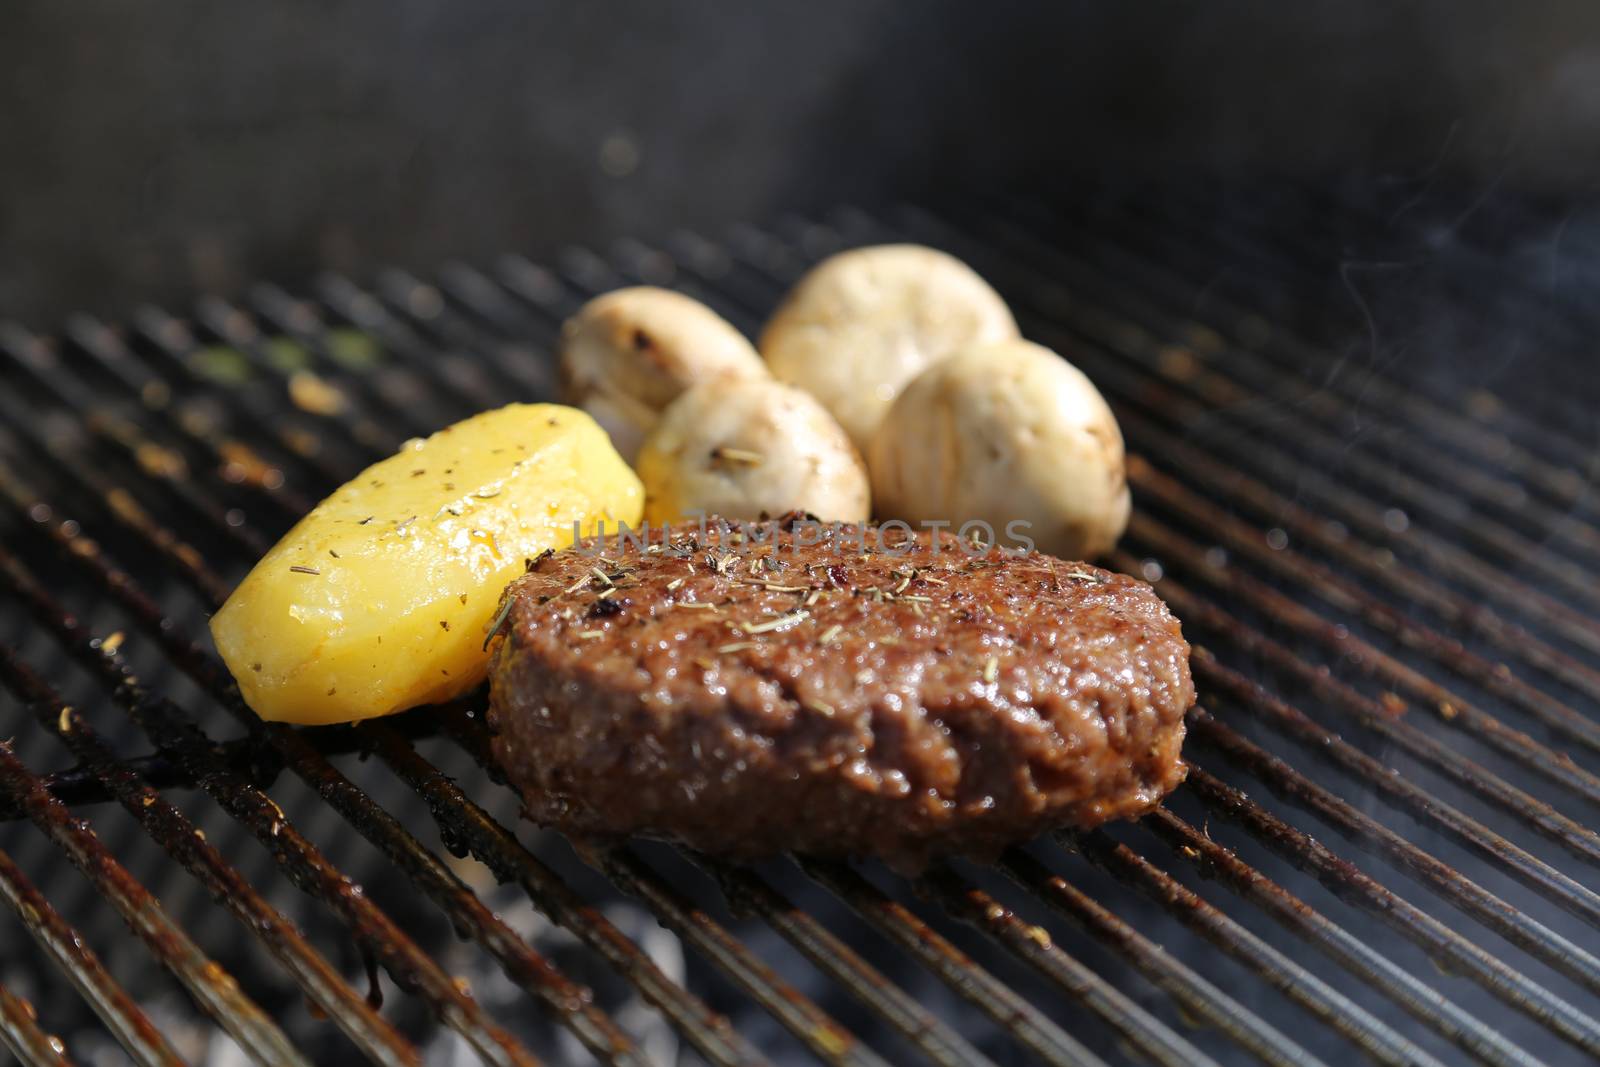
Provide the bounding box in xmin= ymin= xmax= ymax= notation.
xmin=1 ymin=186 xmax=1598 ymax=1066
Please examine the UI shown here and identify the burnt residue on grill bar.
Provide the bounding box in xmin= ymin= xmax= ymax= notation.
xmin=1 ymin=193 xmax=1599 ymax=1065
xmin=0 ymin=833 xmax=184 ymax=1067
xmin=0 ymin=550 xmax=553 ymax=1067
xmin=0 ymin=740 xmax=309 ymax=1066
xmin=0 ymin=644 xmax=418 ymax=1066
xmin=0 ymin=981 xmax=73 ymax=1067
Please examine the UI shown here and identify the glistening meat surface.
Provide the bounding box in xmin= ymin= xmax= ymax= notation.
xmin=487 ymin=519 xmax=1193 ymax=870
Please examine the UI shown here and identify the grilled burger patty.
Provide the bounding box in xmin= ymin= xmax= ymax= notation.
xmin=487 ymin=519 xmax=1193 ymax=868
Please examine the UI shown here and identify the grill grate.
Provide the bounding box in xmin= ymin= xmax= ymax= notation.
xmin=1 ymin=185 xmax=1597 ymax=1065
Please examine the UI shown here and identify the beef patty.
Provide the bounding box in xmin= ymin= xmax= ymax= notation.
xmin=487 ymin=518 xmax=1192 ymax=869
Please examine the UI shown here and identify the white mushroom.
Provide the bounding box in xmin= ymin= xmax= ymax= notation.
xmin=868 ymin=340 xmax=1129 ymax=560
xmin=559 ymin=286 xmax=768 ymax=462
xmin=758 ymin=244 xmax=1018 ymax=452
xmin=637 ymin=378 xmax=871 ymax=526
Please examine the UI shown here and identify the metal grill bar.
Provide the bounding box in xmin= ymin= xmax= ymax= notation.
xmin=0 ymin=983 xmax=73 ymax=1067
xmin=975 ymin=188 xmax=1600 ymax=477
xmin=997 ymin=846 xmax=1367 ymax=1067
xmin=0 ymin=740 xmax=307 ymax=1065
xmin=795 ymin=858 xmax=1107 ymax=1067
xmin=1127 ymin=502 xmax=1600 ymax=788
xmin=0 ymin=547 xmax=548 ymax=1067
xmin=1062 ymin=382 xmax=1600 ymax=777
xmin=134 ymin=304 xmax=400 ymax=458
xmin=1184 ymin=654 xmax=1600 ymax=938
xmin=178 ymin=287 xmax=886 ymax=1066
xmin=1114 ymin=515 xmax=1600 ymax=853
xmin=0 ymin=194 xmax=1596 ymax=1066
xmin=312 ymin=273 xmax=519 ymax=411
xmin=1128 ymin=435 xmax=1600 ymax=714
xmin=1 ymin=316 xmax=793 ymax=1065
xmin=847 ymin=206 xmax=1600 ymax=610
xmin=0 ymin=713 xmax=439 ymax=822
xmin=599 ymin=848 xmax=881 ymax=1067
xmin=509 ymin=249 xmax=1487 ymax=1064
xmin=1178 ymin=760 xmax=1599 ymax=1049
xmin=3 ymin=326 xmax=328 ymax=556
xmin=0 ymin=835 xmax=182 ymax=1067
xmin=1017 ymin=840 xmax=1436 ymax=1067
xmin=1141 ymin=808 xmax=1538 ymax=1067
xmin=1184 ymin=690 xmax=1600 ymax=977
xmin=1119 ymin=407 xmax=1600 ymax=688
xmin=1053 ymin=181 xmax=1600 ymax=460
xmin=61 ymin=314 xmax=322 ymax=516
xmin=0 ymin=474 xmax=716 ymax=1066
xmin=1138 ymin=447 xmax=1599 ymax=794
xmin=832 ymin=217 xmax=1600 ymax=710
xmin=195 ymin=295 xmax=424 ymax=448
xmin=967 ymin=196 xmax=1600 ymax=522
xmin=1077 ymin=332 xmax=1600 ymax=659
xmin=748 ymin=215 xmax=1600 ymax=813
xmin=0 ymin=643 xmax=417 ymax=1067
xmin=1166 ymin=335 xmax=1600 ymax=559
xmin=0 ymin=325 xmax=275 ymax=557
xmin=233 ymin=252 xmax=1222 ymax=1067
xmin=915 ymin=866 xmax=1218 ymax=1067
xmin=695 ymin=857 xmax=995 ymax=1067
xmin=1190 ymin=637 xmax=1600 ymax=872
xmin=944 ymin=303 xmax=1600 ymax=667
xmin=0 ymin=393 xmax=233 ymax=608
xmin=640 ymin=219 xmax=1600 ymax=1062
xmin=653 ymin=220 xmax=1597 ymax=822
xmin=0 ymin=334 xmax=768 ymax=1067
xmin=360 ymin=719 xmax=761 ymax=1067
xmin=117 ymin=308 xmax=365 ymax=487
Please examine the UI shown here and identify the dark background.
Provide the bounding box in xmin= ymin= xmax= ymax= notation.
xmin=5 ymin=1 xmax=1600 ymax=322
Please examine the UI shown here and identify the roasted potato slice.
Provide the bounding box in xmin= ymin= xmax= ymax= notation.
xmin=210 ymin=403 xmax=643 ymax=724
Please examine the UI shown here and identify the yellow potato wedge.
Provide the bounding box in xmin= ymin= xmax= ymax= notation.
xmin=210 ymin=403 xmax=643 ymax=724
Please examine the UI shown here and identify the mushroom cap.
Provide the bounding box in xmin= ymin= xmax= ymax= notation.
xmin=759 ymin=245 xmax=1018 ymax=451
xmin=868 ymin=339 xmax=1129 ymax=560
xmin=560 ymin=286 xmax=767 ymax=461
xmin=638 ymin=378 xmax=871 ymax=526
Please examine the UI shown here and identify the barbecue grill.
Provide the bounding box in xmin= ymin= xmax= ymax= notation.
xmin=2 ymin=180 xmax=1598 ymax=1066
